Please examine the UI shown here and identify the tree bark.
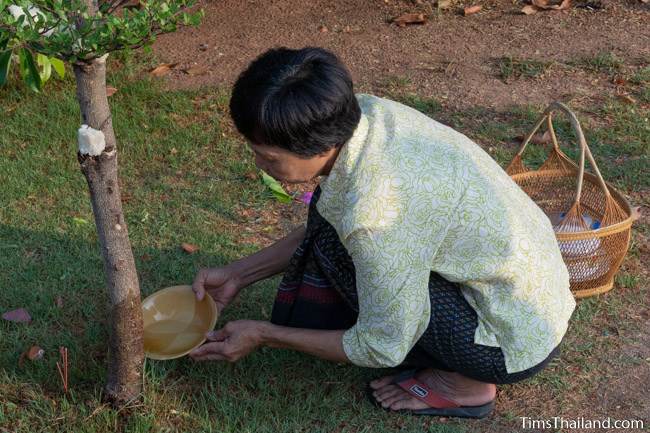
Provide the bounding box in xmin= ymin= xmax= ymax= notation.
xmin=74 ymin=57 xmax=144 ymax=405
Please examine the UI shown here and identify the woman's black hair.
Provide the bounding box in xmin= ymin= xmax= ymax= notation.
xmin=229 ymin=47 xmax=361 ymax=158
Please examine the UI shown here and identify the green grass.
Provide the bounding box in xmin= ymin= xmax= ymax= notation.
xmin=380 ymin=75 xmax=412 ymax=89
xmin=572 ymin=51 xmax=623 ymax=75
xmin=496 ymin=53 xmax=648 ymax=104
xmin=629 ymin=65 xmax=650 ymax=104
xmin=1 ymin=52 xmax=649 ymax=432
xmin=398 ymin=94 xmax=443 ymax=117
xmin=629 ymin=66 xmax=650 ymax=85
xmin=0 ymin=57 xmax=471 ymax=433
xmin=496 ymin=57 xmax=553 ymax=82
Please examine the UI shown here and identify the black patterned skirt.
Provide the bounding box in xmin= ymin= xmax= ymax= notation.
xmin=270 ymin=185 xmax=561 ymax=384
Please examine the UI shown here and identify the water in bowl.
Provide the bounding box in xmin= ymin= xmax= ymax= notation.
xmin=144 ymin=319 xmax=205 ymax=356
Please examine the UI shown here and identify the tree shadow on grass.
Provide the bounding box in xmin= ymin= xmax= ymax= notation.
xmin=0 ymin=222 xmax=241 ymax=389
xmin=0 ymin=224 xmax=374 ymax=430
xmin=0 ymin=224 xmax=475 ymax=433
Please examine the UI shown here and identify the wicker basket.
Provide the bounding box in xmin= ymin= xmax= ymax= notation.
xmin=506 ymin=102 xmax=638 ymax=298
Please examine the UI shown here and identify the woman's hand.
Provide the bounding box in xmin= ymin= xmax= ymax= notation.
xmin=192 ymin=266 xmax=243 ymax=313
xmin=191 ymin=225 xmax=307 ymax=312
xmin=189 ymin=320 xmax=266 ymax=362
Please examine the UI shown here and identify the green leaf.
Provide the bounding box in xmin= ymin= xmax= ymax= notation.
xmin=72 ymin=217 xmax=90 ymax=225
xmin=0 ymin=48 xmax=11 ymax=87
xmin=50 ymin=57 xmax=65 ymax=78
xmin=261 ymin=171 xmax=293 ymax=203
xmin=270 ymin=189 xmax=293 ymax=203
xmin=37 ymin=53 xmax=52 ymax=82
xmin=18 ymin=49 xmax=41 ymax=92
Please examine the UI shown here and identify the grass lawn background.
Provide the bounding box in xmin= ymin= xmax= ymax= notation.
xmin=1 ymin=51 xmax=648 ymax=432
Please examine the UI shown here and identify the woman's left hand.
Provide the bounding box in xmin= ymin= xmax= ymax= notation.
xmin=189 ymin=320 xmax=266 ymax=362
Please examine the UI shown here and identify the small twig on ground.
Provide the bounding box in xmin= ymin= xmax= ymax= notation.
xmin=56 ymin=346 xmax=69 ymax=393
xmin=83 ymin=403 xmax=110 ymax=422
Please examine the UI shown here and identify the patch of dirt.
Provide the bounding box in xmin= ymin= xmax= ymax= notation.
xmin=153 ymin=0 xmax=649 ymax=111
xmin=464 ymin=310 xmax=650 ymax=433
xmin=231 ymin=178 xmax=318 ymax=248
xmin=589 ymin=319 xmax=650 ymax=425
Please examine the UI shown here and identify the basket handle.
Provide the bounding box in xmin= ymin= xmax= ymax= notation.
xmin=511 ymin=102 xmax=612 ymax=206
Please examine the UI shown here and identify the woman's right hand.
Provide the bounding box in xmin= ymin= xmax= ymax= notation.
xmin=192 ymin=266 xmax=243 ymax=314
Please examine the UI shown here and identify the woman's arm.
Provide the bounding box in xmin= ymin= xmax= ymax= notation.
xmin=260 ymin=322 xmax=349 ymax=363
xmin=189 ymin=320 xmax=350 ymax=364
xmin=231 ymin=223 xmax=306 ymax=287
xmin=193 ymin=224 xmax=307 ymax=303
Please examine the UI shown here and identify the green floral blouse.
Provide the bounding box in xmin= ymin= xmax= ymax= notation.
xmin=316 ymin=94 xmax=576 ymax=374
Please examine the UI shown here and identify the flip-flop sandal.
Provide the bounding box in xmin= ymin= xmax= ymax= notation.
xmin=366 ymin=369 xmax=495 ymax=419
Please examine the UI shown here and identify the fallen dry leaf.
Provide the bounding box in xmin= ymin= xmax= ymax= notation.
xmin=515 ymin=130 xmax=552 ymax=145
xmin=55 ymin=296 xmax=64 ymax=308
xmin=463 ymin=5 xmax=482 ymax=15
xmin=391 ymin=12 xmax=427 ymax=27
xmin=18 ymin=345 xmax=44 ymax=367
xmin=106 ymin=86 xmax=118 ymax=97
xmin=567 ymin=365 xmax=581 ymax=374
xmin=27 ymin=345 xmax=44 ymax=360
xmin=618 ymin=94 xmax=637 ymax=105
xmin=121 ymin=0 xmax=142 ymax=9
xmin=182 ymin=65 xmax=209 ymax=76
xmin=576 ymin=0 xmax=604 ymax=10
xmin=181 ymin=243 xmax=199 ymax=254
xmin=531 ymin=130 xmax=552 ymax=145
xmin=612 ymin=76 xmax=627 ymax=86
xmin=532 ymin=0 xmax=571 ymax=9
xmin=2 ymin=308 xmax=32 ymax=323
xmin=521 ymin=5 xmax=539 ymax=14
xmin=437 ymin=0 xmax=453 ymax=9
xmin=149 ymin=63 xmax=178 ymax=77
xmin=318 ymin=25 xmax=329 ymax=32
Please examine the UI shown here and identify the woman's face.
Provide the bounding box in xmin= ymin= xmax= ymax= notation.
xmin=249 ymin=142 xmax=340 ymax=184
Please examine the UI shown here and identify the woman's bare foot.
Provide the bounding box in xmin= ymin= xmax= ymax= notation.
xmin=369 ymin=369 xmax=496 ymax=411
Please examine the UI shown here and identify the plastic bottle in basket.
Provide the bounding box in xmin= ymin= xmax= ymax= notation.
xmin=553 ymin=213 xmax=600 ymax=255
xmin=553 ymin=213 xmax=608 ymax=282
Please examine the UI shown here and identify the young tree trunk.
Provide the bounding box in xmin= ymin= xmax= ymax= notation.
xmin=74 ymin=56 xmax=144 ymax=405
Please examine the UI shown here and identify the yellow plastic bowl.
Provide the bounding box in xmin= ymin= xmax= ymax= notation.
xmin=142 ymin=285 xmax=218 ymax=360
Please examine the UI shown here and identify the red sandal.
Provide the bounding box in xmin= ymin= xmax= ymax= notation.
xmin=368 ymin=369 xmax=495 ymax=419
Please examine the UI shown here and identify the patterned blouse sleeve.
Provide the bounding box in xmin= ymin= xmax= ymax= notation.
xmin=341 ymin=227 xmax=434 ymax=368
